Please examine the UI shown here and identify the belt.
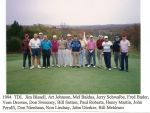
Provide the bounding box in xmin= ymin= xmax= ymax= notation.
xmin=31 ymin=48 xmax=40 ymax=49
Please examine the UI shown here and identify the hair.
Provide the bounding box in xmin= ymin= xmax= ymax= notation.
xmin=122 ymin=32 xmax=127 ymax=37
xmin=33 ymin=33 xmax=38 ymax=38
xmin=24 ymin=33 xmax=29 ymax=37
xmin=74 ymin=35 xmax=77 ymax=37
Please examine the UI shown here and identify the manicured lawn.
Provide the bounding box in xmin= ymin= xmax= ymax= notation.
xmin=7 ymin=53 xmax=140 ymax=94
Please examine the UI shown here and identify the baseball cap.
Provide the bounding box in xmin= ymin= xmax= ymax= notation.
xmin=39 ymin=32 xmax=43 ymax=35
xmin=104 ymin=36 xmax=108 ymax=39
xmin=99 ymin=35 xmax=103 ymax=37
xmin=53 ymin=35 xmax=57 ymax=38
xmin=25 ymin=33 xmax=29 ymax=37
xmin=90 ymin=35 xmax=94 ymax=38
xmin=67 ymin=34 xmax=71 ymax=37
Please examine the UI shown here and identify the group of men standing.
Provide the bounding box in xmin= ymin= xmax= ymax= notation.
xmin=21 ymin=32 xmax=130 ymax=72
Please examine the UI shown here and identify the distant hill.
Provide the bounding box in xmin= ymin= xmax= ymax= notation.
xmin=57 ymin=23 xmax=140 ymax=30
xmin=7 ymin=23 xmax=140 ymax=31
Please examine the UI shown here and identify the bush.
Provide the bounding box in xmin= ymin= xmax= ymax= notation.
xmin=7 ymin=37 xmax=21 ymax=53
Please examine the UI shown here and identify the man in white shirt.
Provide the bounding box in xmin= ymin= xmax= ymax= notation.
xmin=29 ymin=33 xmax=41 ymax=69
xmin=120 ymin=34 xmax=130 ymax=72
xmin=66 ymin=34 xmax=73 ymax=67
xmin=102 ymin=36 xmax=113 ymax=71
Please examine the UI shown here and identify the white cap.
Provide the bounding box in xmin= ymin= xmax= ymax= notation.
xmin=53 ymin=35 xmax=57 ymax=38
xmin=67 ymin=34 xmax=71 ymax=37
xmin=39 ymin=32 xmax=43 ymax=35
xmin=67 ymin=34 xmax=71 ymax=36
xmin=104 ymin=36 xmax=108 ymax=39
xmin=99 ymin=35 xmax=103 ymax=37
xmin=90 ymin=35 xmax=93 ymax=38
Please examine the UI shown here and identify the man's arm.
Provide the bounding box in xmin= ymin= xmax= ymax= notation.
xmin=49 ymin=40 xmax=52 ymax=53
xmin=127 ymin=40 xmax=131 ymax=56
xmin=29 ymin=46 xmax=32 ymax=55
xmin=28 ymin=40 xmax=32 ymax=55
xmin=40 ymin=41 xmax=43 ymax=56
xmin=79 ymin=41 xmax=81 ymax=52
xmin=110 ymin=42 xmax=113 ymax=53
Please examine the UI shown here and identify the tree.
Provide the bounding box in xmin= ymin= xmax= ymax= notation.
xmin=7 ymin=37 xmax=21 ymax=52
xmin=7 ymin=20 xmax=23 ymax=53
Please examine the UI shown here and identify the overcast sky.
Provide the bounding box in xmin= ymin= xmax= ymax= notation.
xmin=6 ymin=0 xmax=140 ymax=25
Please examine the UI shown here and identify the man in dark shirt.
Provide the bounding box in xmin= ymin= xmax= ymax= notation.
xmin=96 ymin=35 xmax=104 ymax=68
xmin=21 ymin=33 xmax=31 ymax=69
xmin=113 ymin=36 xmax=121 ymax=69
xmin=71 ymin=35 xmax=81 ymax=68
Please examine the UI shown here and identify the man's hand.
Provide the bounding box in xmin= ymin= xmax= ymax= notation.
xmin=126 ymin=52 xmax=129 ymax=56
xmin=30 ymin=51 xmax=32 ymax=56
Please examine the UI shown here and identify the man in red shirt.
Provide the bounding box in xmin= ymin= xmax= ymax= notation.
xmin=96 ymin=35 xmax=104 ymax=68
xmin=21 ymin=33 xmax=31 ymax=69
xmin=51 ymin=35 xmax=59 ymax=67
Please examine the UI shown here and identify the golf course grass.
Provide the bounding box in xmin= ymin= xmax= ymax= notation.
xmin=7 ymin=53 xmax=140 ymax=94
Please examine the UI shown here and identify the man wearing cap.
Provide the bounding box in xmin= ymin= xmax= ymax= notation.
xmin=66 ymin=34 xmax=73 ymax=67
xmin=58 ymin=36 xmax=67 ymax=67
xmin=39 ymin=32 xmax=44 ymax=42
xmin=51 ymin=35 xmax=59 ymax=67
xmin=71 ymin=35 xmax=81 ymax=68
xmin=102 ymin=36 xmax=113 ymax=71
xmin=120 ymin=34 xmax=130 ymax=72
xmin=96 ymin=35 xmax=104 ymax=68
xmin=41 ymin=35 xmax=52 ymax=69
xmin=79 ymin=35 xmax=87 ymax=67
xmin=87 ymin=35 xmax=96 ymax=67
xmin=113 ymin=36 xmax=121 ymax=69
xmin=21 ymin=33 xmax=31 ymax=69
xmin=29 ymin=33 xmax=41 ymax=69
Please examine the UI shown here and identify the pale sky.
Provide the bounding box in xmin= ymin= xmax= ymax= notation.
xmin=6 ymin=0 xmax=140 ymax=25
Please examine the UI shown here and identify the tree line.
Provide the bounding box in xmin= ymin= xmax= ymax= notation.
xmin=6 ymin=20 xmax=140 ymax=53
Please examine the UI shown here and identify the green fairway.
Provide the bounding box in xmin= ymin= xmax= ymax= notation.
xmin=7 ymin=53 xmax=140 ymax=94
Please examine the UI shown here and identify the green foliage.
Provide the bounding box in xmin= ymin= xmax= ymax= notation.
xmin=7 ymin=21 xmax=23 ymax=53
xmin=6 ymin=21 xmax=140 ymax=53
xmin=7 ymin=21 xmax=23 ymax=38
xmin=7 ymin=37 xmax=21 ymax=52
